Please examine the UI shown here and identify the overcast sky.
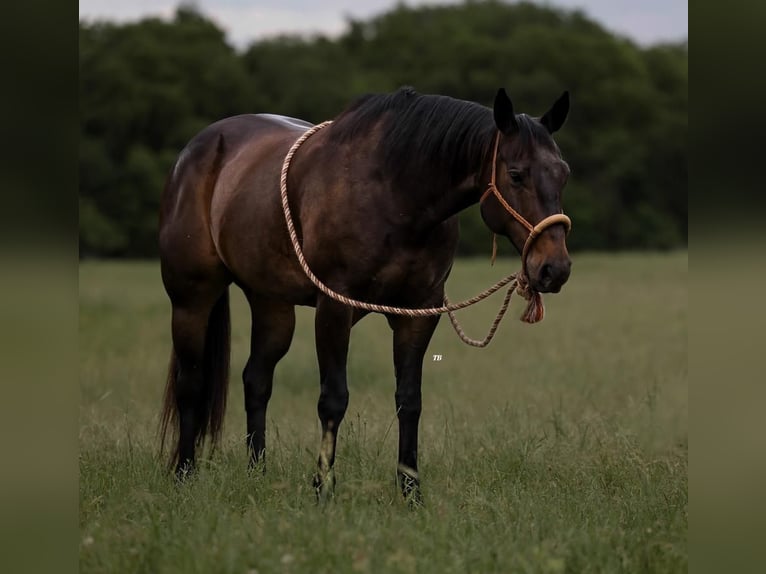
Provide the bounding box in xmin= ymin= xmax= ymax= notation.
xmin=79 ymin=0 xmax=687 ymax=48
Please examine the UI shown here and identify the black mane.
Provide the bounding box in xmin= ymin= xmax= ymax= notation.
xmin=329 ymin=87 xmax=552 ymax=189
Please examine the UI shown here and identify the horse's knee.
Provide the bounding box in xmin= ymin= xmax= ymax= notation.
xmin=317 ymin=384 xmax=349 ymax=423
xmin=243 ymin=360 xmax=275 ymax=410
xmin=244 ymin=380 xmax=272 ymax=413
xmin=395 ymin=388 xmax=422 ymax=420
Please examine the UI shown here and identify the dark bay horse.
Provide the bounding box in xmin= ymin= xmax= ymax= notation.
xmin=159 ymin=87 xmax=572 ymax=501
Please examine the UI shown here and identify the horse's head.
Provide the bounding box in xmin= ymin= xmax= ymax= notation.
xmin=480 ymin=88 xmax=572 ymax=293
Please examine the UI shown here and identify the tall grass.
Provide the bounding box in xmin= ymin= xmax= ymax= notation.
xmin=80 ymin=253 xmax=687 ymax=573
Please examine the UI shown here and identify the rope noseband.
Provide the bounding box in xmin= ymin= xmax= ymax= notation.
xmin=279 ymin=122 xmax=571 ymax=346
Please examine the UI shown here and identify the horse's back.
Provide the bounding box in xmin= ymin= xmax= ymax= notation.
xmin=254 ymin=113 xmax=313 ymax=131
xmin=161 ymin=114 xmax=309 ymax=213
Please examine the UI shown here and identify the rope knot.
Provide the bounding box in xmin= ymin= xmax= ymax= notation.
xmin=514 ymin=273 xmax=545 ymax=324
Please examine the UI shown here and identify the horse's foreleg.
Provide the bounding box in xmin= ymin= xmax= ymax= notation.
xmin=243 ymin=299 xmax=295 ymax=469
xmin=313 ymin=295 xmax=353 ymax=501
xmin=387 ymin=314 xmax=440 ymax=506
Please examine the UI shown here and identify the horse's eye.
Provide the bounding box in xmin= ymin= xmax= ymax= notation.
xmin=508 ymin=170 xmax=523 ymax=185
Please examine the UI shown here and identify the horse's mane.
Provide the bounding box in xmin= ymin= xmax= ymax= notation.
xmin=329 ymin=87 xmax=552 ymax=188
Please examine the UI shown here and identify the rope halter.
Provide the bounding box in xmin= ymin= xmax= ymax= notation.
xmin=480 ymin=131 xmax=572 ymax=276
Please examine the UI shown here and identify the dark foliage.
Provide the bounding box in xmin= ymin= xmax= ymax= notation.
xmin=79 ymin=1 xmax=687 ymax=256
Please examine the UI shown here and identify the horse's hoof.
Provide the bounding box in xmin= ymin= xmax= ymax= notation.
xmin=174 ymin=460 xmax=195 ymax=483
xmin=398 ymin=467 xmax=423 ymax=508
xmin=402 ymin=485 xmax=423 ymax=508
xmin=247 ymin=459 xmax=267 ymax=476
xmin=313 ymin=469 xmax=335 ymax=503
xmin=405 ymin=490 xmax=423 ymax=509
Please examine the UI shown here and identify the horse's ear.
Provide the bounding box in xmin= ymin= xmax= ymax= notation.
xmin=493 ymin=88 xmax=518 ymax=134
xmin=540 ymin=91 xmax=570 ymax=134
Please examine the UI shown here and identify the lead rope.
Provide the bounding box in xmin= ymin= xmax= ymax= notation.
xmin=279 ymin=121 xmax=555 ymax=347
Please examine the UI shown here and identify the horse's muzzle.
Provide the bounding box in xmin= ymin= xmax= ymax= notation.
xmin=532 ymin=257 xmax=571 ymax=293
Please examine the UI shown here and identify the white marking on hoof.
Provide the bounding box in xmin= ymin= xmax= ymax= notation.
xmin=319 ymin=430 xmax=335 ymax=471
xmin=397 ymin=464 xmax=419 ymax=481
xmin=315 ymin=468 xmax=335 ymax=502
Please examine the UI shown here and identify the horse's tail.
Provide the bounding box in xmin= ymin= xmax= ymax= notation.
xmin=159 ymin=346 xmax=180 ymax=466
xmin=159 ymin=289 xmax=231 ymax=468
xmin=202 ymin=288 xmax=232 ymax=452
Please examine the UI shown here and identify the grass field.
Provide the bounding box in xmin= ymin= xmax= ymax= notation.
xmin=79 ymin=253 xmax=687 ymax=573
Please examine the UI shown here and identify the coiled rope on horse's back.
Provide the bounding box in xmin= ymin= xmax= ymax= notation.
xmin=279 ymin=121 xmax=553 ymax=348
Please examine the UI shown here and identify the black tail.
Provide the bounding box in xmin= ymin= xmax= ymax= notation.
xmin=159 ymin=289 xmax=231 ymax=468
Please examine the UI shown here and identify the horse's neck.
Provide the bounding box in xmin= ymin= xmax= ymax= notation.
xmin=414 ymin=155 xmax=490 ymax=230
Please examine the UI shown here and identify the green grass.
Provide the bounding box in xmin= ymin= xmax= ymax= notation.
xmin=79 ymin=253 xmax=687 ymax=573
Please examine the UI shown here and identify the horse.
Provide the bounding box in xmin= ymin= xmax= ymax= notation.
xmin=158 ymin=87 xmax=572 ymax=503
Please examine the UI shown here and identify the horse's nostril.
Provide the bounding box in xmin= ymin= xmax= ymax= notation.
xmin=536 ymin=261 xmax=570 ymax=292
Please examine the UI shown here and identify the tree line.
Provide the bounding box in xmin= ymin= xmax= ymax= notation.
xmin=79 ymin=1 xmax=687 ymax=257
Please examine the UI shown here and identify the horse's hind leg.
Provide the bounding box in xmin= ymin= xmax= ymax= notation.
xmin=387 ymin=314 xmax=440 ymax=505
xmin=243 ymin=298 xmax=295 ymax=468
xmin=313 ymin=295 xmax=353 ymax=500
xmin=161 ymin=270 xmax=231 ymax=478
